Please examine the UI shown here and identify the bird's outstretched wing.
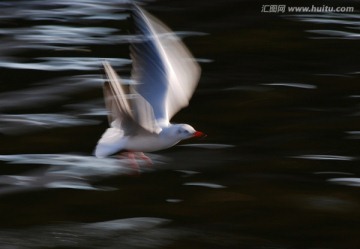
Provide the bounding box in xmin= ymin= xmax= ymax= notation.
xmin=95 ymin=62 xmax=158 ymax=158
xmin=102 ymin=61 xmax=134 ymax=134
xmin=103 ymin=61 xmax=159 ymax=134
xmin=95 ymin=62 xmax=135 ymax=158
xmin=131 ymin=5 xmax=201 ymax=127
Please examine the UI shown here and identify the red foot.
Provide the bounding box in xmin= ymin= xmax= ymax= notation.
xmin=137 ymin=152 xmax=153 ymax=166
xmin=118 ymin=152 xmax=152 ymax=172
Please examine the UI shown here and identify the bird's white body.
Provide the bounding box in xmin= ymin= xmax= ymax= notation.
xmin=94 ymin=5 xmax=204 ymax=158
xmin=95 ymin=124 xmax=197 ymax=158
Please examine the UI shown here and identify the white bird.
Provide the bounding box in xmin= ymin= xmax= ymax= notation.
xmin=94 ymin=5 xmax=205 ymax=161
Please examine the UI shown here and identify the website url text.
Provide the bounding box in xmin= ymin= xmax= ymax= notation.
xmin=261 ymin=5 xmax=355 ymax=13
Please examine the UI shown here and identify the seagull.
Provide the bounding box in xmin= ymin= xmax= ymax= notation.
xmin=94 ymin=5 xmax=205 ymax=162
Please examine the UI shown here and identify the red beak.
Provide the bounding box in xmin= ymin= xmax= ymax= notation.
xmin=193 ymin=131 xmax=206 ymax=138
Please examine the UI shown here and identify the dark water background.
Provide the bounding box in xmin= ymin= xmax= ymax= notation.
xmin=0 ymin=0 xmax=360 ymax=248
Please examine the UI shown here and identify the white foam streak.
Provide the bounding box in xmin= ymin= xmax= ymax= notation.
xmin=183 ymin=182 xmax=226 ymax=189
xmin=328 ymin=178 xmax=360 ymax=187
xmin=0 ymin=113 xmax=101 ymax=135
xmin=179 ymin=143 xmax=235 ymax=149
xmin=292 ymin=154 xmax=356 ymax=161
xmin=0 ymin=154 xmax=139 ymax=193
xmin=262 ymin=83 xmax=317 ymax=89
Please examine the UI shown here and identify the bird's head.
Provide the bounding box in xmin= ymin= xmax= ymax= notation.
xmin=169 ymin=124 xmax=206 ymax=140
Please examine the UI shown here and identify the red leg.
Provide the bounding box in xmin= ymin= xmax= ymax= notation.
xmin=118 ymin=152 xmax=139 ymax=171
xmin=137 ymin=152 xmax=153 ymax=166
xmin=127 ymin=152 xmax=140 ymax=171
xmin=117 ymin=151 xmax=152 ymax=172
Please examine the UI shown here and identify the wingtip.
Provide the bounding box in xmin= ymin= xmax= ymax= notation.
xmin=131 ymin=2 xmax=148 ymax=24
xmin=102 ymin=61 xmax=115 ymax=77
xmin=102 ymin=60 xmax=110 ymax=67
xmin=129 ymin=2 xmax=141 ymax=15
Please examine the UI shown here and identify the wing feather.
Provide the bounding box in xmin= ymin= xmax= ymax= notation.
xmin=103 ymin=61 xmax=159 ymax=134
xmin=103 ymin=61 xmax=133 ymax=125
xmin=132 ymin=6 xmax=201 ymax=126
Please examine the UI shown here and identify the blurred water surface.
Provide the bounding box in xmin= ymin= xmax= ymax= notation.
xmin=0 ymin=0 xmax=360 ymax=248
